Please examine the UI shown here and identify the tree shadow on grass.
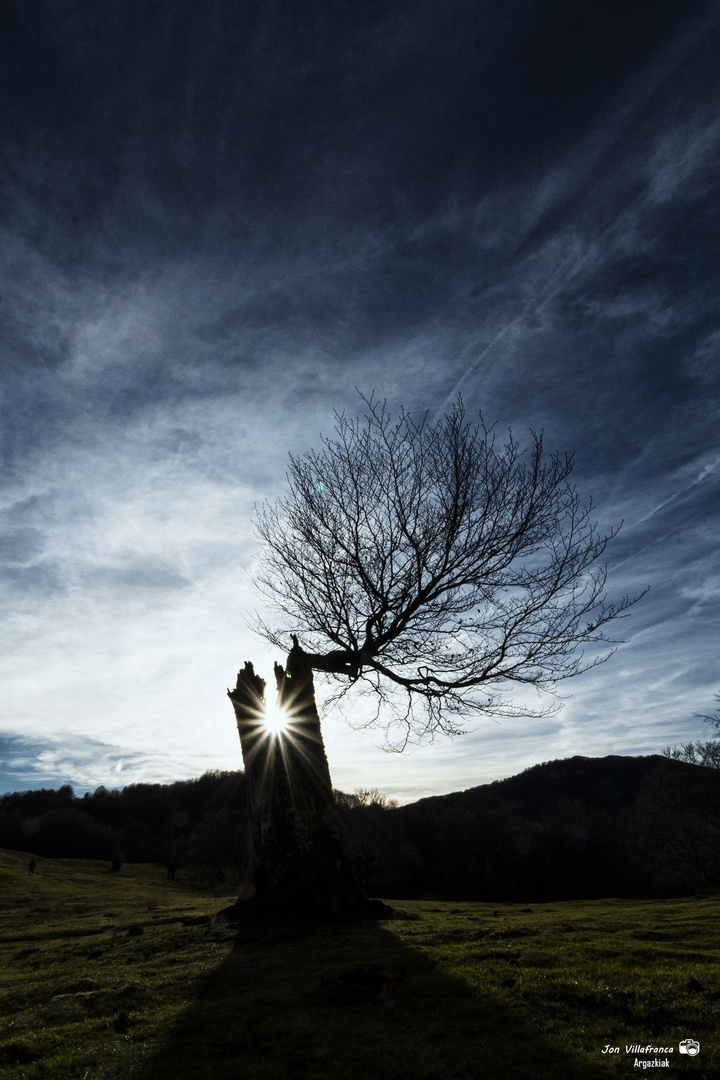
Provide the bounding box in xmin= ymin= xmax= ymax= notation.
xmin=127 ymin=910 xmax=614 ymax=1080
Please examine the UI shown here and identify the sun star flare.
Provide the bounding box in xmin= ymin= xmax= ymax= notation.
xmin=263 ymin=698 xmax=291 ymax=737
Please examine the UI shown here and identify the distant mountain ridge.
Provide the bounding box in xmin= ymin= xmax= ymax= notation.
xmin=401 ymin=753 xmax=685 ymax=821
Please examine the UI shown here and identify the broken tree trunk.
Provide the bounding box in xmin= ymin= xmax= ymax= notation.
xmin=227 ymin=636 xmax=379 ymax=918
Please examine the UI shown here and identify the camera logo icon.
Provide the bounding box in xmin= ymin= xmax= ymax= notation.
xmin=679 ymin=1039 xmax=700 ymax=1057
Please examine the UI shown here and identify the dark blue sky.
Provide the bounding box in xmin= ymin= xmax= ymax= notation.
xmin=1 ymin=0 xmax=719 ymax=800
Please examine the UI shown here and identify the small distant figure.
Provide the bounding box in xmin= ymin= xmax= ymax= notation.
xmin=110 ymin=847 xmax=124 ymax=873
xmin=28 ymin=859 xmax=36 ymax=876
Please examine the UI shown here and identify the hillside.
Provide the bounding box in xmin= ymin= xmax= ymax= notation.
xmin=371 ymin=754 xmax=720 ymax=902
xmin=400 ymin=753 xmax=692 ymax=820
xmin=2 ymin=754 xmax=718 ymax=902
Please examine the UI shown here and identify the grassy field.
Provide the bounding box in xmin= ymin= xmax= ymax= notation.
xmin=0 ymin=849 xmax=717 ymax=1079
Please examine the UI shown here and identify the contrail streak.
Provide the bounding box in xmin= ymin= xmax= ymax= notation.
xmin=435 ymin=5 xmax=718 ymax=424
xmin=608 ymin=525 xmax=685 ymax=573
xmin=609 ymin=454 xmax=720 ymax=571
xmin=633 ymin=454 xmax=720 ymax=528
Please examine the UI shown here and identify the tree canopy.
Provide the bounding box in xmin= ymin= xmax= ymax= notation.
xmin=253 ymin=395 xmax=639 ymax=747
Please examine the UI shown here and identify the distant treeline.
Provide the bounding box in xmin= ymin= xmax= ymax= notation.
xmin=0 ymin=771 xmax=247 ymax=881
xmin=2 ymin=755 xmax=718 ymax=901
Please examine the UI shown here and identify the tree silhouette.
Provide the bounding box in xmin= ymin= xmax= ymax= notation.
xmin=663 ymin=693 xmax=720 ymax=769
xmin=254 ymin=395 xmax=637 ymax=742
xmin=228 ymin=395 xmax=640 ymax=916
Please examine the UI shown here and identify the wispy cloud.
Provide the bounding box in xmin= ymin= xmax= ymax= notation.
xmin=1 ymin=1 xmax=719 ymax=799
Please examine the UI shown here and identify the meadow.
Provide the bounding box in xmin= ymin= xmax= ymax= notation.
xmin=0 ymin=849 xmax=717 ymax=1079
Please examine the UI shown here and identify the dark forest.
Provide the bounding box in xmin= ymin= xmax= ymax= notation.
xmin=3 ymin=753 xmax=718 ymax=903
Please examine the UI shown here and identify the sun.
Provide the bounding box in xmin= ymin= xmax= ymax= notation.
xmin=263 ymin=699 xmax=290 ymax=737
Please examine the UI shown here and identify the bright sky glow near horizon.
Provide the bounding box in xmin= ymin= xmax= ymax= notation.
xmin=1 ymin=1 xmax=719 ymax=803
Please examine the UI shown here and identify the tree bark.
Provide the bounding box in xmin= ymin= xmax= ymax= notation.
xmin=227 ymin=637 xmax=374 ymax=918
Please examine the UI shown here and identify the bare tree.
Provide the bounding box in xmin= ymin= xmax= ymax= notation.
xmin=227 ymin=395 xmax=640 ymax=918
xmin=663 ymin=693 xmax=720 ymax=769
xmin=253 ymin=394 xmax=638 ymax=748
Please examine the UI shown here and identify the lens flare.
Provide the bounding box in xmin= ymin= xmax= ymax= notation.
xmin=263 ymin=699 xmax=290 ymax=737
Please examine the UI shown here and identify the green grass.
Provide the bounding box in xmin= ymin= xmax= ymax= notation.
xmin=1 ymin=850 xmax=718 ymax=1079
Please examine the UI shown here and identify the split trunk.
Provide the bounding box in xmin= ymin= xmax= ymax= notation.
xmin=228 ymin=638 xmax=378 ymax=918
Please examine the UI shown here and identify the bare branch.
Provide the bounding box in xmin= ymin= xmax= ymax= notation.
xmin=252 ymin=392 xmax=643 ymax=744
xmin=663 ymin=693 xmax=720 ymax=769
